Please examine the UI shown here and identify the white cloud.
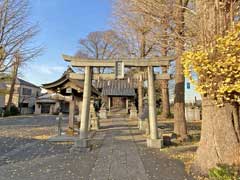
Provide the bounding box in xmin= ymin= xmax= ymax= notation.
xmin=21 ymin=64 xmax=67 ymax=86
xmin=32 ymin=64 xmax=66 ymax=75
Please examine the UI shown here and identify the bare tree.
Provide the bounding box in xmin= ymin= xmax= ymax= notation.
xmin=76 ymin=30 xmax=127 ymax=73
xmin=127 ymin=0 xmax=194 ymax=139
xmin=112 ymin=0 xmax=166 ymax=114
xmin=76 ymin=30 xmax=126 ymax=59
xmin=112 ymin=0 xmax=164 ymax=58
xmin=6 ymin=52 xmax=20 ymax=111
xmin=159 ymin=18 xmax=171 ymax=118
xmin=172 ymin=0 xmax=190 ymax=140
xmin=0 ymin=0 xmax=41 ymax=112
xmin=0 ymin=0 xmax=41 ymax=73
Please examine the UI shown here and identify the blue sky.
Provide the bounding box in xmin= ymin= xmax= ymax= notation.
xmin=22 ymin=0 xmax=200 ymax=101
xmin=23 ymin=0 xmax=112 ymax=85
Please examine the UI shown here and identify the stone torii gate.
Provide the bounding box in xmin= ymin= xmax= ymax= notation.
xmin=62 ymin=55 xmax=172 ymax=148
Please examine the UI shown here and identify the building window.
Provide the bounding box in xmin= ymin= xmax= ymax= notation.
xmin=20 ymin=103 xmax=28 ymax=108
xmin=187 ymin=82 xmax=191 ymax=89
xmin=22 ymin=88 xmax=32 ymax=96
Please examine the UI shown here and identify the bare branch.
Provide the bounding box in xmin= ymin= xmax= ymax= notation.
xmin=0 ymin=0 xmax=42 ymax=72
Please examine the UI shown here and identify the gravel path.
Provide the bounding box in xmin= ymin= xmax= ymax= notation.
xmin=0 ymin=115 xmax=193 ymax=180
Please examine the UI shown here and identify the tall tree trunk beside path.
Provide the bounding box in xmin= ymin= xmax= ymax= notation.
xmin=173 ymin=0 xmax=188 ymax=139
xmin=160 ymin=67 xmax=170 ymax=119
xmin=160 ymin=21 xmax=170 ymax=119
xmin=194 ymin=97 xmax=240 ymax=174
xmin=191 ymin=1 xmax=240 ymax=174
xmin=160 ymin=35 xmax=170 ymax=118
xmin=174 ymin=54 xmax=187 ymax=139
xmin=138 ymin=32 xmax=146 ymax=115
xmin=6 ymin=54 xmax=20 ymax=111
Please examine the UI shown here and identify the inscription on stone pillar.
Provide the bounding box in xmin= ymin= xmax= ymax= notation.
xmin=115 ymin=61 xmax=124 ymax=79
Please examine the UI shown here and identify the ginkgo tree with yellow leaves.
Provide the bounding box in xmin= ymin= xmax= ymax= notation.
xmin=182 ymin=22 xmax=240 ymax=174
xmin=182 ymin=23 xmax=240 ymax=106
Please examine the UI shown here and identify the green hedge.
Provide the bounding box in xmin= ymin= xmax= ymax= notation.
xmin=4 ymin=105 xmax=20 ymax=117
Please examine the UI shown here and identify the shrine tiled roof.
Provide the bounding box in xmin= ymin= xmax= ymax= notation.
xmin=95 ymin=79 xmax=137 ymax=97
xmin=101 ymin=87 xmax=136 ymax=96
xmin=42 ymin=67 xmax=99 ymax=96
xmin=95 ymin=79 xmax=138 ymax=89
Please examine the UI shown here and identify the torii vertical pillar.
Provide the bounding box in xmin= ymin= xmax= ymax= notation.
xmin=126 ymin=98 xmax=129 ymax=113
xmin=77 ymin=100 xmax=82 ymax=129
xmin=147 ymin=66 xmax=163 ymax=148
xmin=68 ymin=96 xmax=75 ymax=131
xmin=138 ymin=74 xmax=143 ymax=115
xmin=108 ymin=97 xmax=111 ymax=112
xmin=76 ymin=66 xmax=92 ymax=148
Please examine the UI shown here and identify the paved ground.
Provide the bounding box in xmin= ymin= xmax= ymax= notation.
xmin=0 ymin=114 xmax=193 ymax=180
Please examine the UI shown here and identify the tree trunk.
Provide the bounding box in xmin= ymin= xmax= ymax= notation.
xmin=161 ymin=81 xmax=170 ymax=118
xmin=161 ymin=67 xmax=170 ymax=118
xmin=174 ymin=55 xmax=187 ymax=138
xmin=173 ymin=0 xmax=188 ymax=139
xmin=6 ymin=56 xmax=20 ymax=111
xmin=138 ymin=32 xmax=146 ymax=114
xmin=138 ymin=75 xmax=143 ymax=114
xmin=194 ymin=97 xmax=240 ymax=174
xmin=160 ymin=22 xmax=170 ymax=119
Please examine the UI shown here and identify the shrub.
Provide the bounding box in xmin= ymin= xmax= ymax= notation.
xmin=0 ymin=108 xmax=4 ymax=117
xmin=209 ymin=164 xmax=240 ymax=180
xmin=4 ymin=105 xmax=20 ymax=117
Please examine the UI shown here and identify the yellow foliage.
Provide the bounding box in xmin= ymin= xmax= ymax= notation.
xmin=33 ymin=135 xmax=51 ymax=140
xmin=182 ymin=23 xmax=240 ymax=105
